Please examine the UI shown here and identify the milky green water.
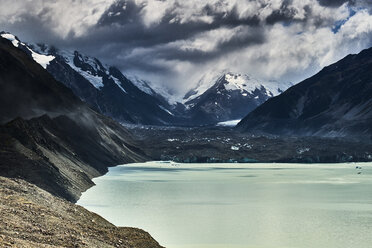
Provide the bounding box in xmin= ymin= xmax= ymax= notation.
xmin=78 ymin=162 xmax=372 ymax=248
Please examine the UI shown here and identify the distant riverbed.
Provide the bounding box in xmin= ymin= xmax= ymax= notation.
xmin=78 ymin=162 xmax=372 ymax=248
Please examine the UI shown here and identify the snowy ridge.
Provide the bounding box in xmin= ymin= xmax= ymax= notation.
xmin=1 ymin=33 xmax=20 ymax=47
xmin=1 ymin=32 xmax=55 ymax=69
xmin=1 ymin=32 xmax=108 ymax=90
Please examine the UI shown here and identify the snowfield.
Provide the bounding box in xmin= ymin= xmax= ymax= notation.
xmin=217 ymin=119 xmax=241 ymax=127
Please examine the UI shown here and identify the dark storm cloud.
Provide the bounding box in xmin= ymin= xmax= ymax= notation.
xmin=2 ymin=0 xmax=355 ymax=70
xmin=266 ymin=0 xmax=298 ymax=24
xmin=97 ymin=0 xmax=145 ymax=26
xmin=0 ymin=13 xmax=65 ymax=47
xmin=127 ymin=27 xmax=265 ymax=64
xmin=66 ymin=0 xmax=328 ymax=72
xmin=115 ymin=55 xmax=170 ymax=73
xmin=93 ymin=0 xmax=261 ymax=48
xmin=317 ymin=0 xmax=354 ymax=7
xmin=82 ymin=0 xmax=352 ymax=54
xmin=2 ymin=0 xmax=372 ymax=93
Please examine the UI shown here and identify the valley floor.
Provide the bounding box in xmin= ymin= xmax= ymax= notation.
xmin=128 ymin=125 xmax=372 ymax=163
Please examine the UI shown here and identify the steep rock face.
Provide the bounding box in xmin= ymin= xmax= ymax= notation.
xmin=237 ymin=47 xmax=372 ymax=140
xmin=184 ymin=73 xmax=291 ymax=125
xmin=0 ymin=35 xmax=147 ymax=202
xmin=1 ymin=32 xmax=177 ymax=126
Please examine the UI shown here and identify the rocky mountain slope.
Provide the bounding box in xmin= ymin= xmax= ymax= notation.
xmin=183 ymin=73 xmax=291 ymax=125
xmin=1 ymin=32 xmax=178 ymax=126
xmin=0 ymin=176 xmax=163 ymax=248
xmin=0 ymin=35 xmax=147 ymax=202
xmin=237 ymin=47 xmax=372 ymax=141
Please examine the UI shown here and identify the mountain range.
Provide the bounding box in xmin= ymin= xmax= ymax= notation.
xmin=1 ymin=32 xmax=178 ymax=125
xmin=1 ymin=31 xmax=371 ymax=141
xmin=1 ymin=32 xmax=289 ymax=126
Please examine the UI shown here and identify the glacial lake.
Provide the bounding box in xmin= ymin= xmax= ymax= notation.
xmin=78 ymin=162 xmax=372 ymax=248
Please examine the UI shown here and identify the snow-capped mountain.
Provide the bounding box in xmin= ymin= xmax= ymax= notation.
xmin=183 ymin=72 xmax=292 ymax=125
xmin=1 ymin=32 xmax=178 ymax=125
xmin=0 ymin=32 xmax=294 ymax=127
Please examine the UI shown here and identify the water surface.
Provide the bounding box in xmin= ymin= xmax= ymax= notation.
xmin=78 ymin=162 xmax=372 ymax=248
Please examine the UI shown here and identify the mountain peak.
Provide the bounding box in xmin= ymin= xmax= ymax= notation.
xmin=222 ymin=73 xmax=263 ymax=92
xmin=182 ymin=71 xmax=293 ymax=125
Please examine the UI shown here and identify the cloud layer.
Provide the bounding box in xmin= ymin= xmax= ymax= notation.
xmin=1 ymin=0 xmax=372 ymax=95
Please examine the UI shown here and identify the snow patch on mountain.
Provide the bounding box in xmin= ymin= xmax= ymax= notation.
xmin=159 ymin=105 xmax=174 ymax=116
xmin=28 ymin=49 xmax=55 ymax=69
xmin=111 ymin=76 xmax=127 ymax=93
xmin=68 ymin=62 xmax=104 ymax=89
xmin=1 ymin=33 xmax=19 ymax=47
xmin=217 ymin=119 xmax=241 ymax=127
xmin=223 ymin=73 xmax=290 ymax=96
xmin=1 ymin=33 xmax=55 ymax=69
xmin=60 ymin=51 xmax=105 ymax=89
xmin=78 ymin=70 xmax=104 ymax=89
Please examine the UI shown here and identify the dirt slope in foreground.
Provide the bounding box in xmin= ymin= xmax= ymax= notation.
xmin=0 ymin=176 xmax=164 ymax=248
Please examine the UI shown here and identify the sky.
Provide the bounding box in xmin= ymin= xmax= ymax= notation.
xmin=1 ymin=0 xmax=372 ymax=96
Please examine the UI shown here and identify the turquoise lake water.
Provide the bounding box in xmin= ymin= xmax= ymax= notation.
xmin=78 ymin=162 xmax=372 ymax=248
